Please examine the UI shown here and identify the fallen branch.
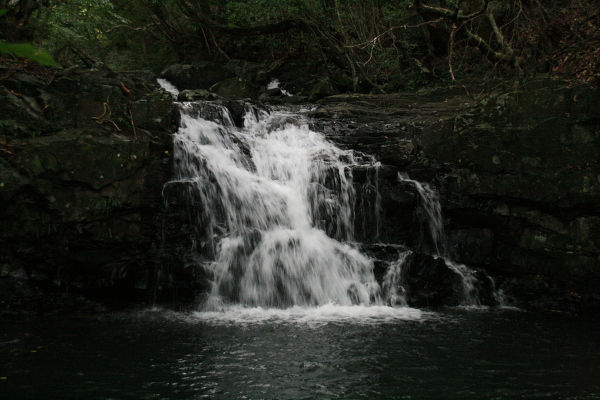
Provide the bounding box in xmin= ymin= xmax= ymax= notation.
xmin=106 ymin=22 xmax=159 ymax=33
xmin=465 ymin=28 xmax=519 ymax=69
xmin=91 ymin=102 xmax=121 ymax=132
xmin=127 ymin=104 xmax=137 ymax=140
xmin=119 ymin=82 xmax=131 ymax=95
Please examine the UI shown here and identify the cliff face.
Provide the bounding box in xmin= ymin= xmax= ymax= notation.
xmin=0 ymin=68 xmax=180 ymax=312
xmin=2 ymin=66 xmax=598 ymax=314
xmin=425 ymin=82 xmax=600 ymax=311
xmin=313 ymin=82 xmax=600 ymax=312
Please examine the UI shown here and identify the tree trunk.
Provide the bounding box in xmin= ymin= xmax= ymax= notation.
xmin=0 ymin=0 xmax=51 ymax=40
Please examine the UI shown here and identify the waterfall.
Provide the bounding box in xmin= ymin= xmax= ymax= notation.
xmin=164 ymin=101 xmax=382 ymax=309
xmin=398 ymin=173 xmax=447 ymax=256
xmin=157 ymin=78 xmax=180 ymax=99
xmin=158 ymin=73 xmax=493 ymax=312
xmin=397 ymin=173 xmax=481 ymax=306
xmin=381 ymin=249 xmax=410 ymax=307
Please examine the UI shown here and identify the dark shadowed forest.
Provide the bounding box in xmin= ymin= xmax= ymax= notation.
xmin=2 ymin=0 xmax=599 ymax=91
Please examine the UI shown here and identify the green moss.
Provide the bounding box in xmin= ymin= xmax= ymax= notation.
xmin=92 ymin=196 xmax=123 ymax=215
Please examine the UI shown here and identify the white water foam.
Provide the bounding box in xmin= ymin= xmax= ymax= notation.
xmin=186 ymin=304 xmax=425 ymax=326
xmin=157 ymin=78 xmax=180 ymax=99
xmin=166 ymin=102 xmax=383 ymax=309
xmin=267 ymin=78 xmax=292 ymax=96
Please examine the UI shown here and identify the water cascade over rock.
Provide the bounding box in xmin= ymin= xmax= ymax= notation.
xmin=161 ymin=85 xmax=492 ymax=310
xmin=164 ymin=102 xmax=383 ymax=309
xmin=396 ymin=173 xmax=482 ymax=306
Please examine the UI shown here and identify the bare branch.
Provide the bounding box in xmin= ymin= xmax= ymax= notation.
xmin=413 ymin=0 xmax=489 ymax=21
xmin=465 ymin=28 xmax=515 ymax=66
xmin=343 ymin=18 xmax=445 ymax=50
xmin=106 ymin=22 xmax=159 ymax=33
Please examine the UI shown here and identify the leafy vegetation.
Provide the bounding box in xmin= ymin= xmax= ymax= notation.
xmin=92 ymin=196 xmax=123 ymax=215
xmin=0 ymin=0 xmax=598 ymax=90
xmin=0 ymin=41 xmax=57 ymax=66
xmin=0 ymin=8 xmax=57 ymax=66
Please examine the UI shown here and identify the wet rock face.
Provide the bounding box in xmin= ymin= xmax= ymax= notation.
xmin=427 ymin=84 xmax=600 ymax=207
xmin=426 ymin=83 xmax=600 ymax=311
xmin=0 ymin=69 xmax=186 ymax=311
xmin=160 ymin=62 xmax=235 ymax=91
xmin=399 ymin=252 xmax=460 ymax=308
xmin=313 ymin=83 xmax=600 ymax=312
xmin=2 ymin=66 xmax=598 ymax=313
xmin=210 ymin=77 xmax=259 ymax=100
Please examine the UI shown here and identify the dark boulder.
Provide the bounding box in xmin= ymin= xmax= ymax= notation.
xmin=275 ymin=67 xmax=314 ymax=95
xmin=400 ymin=252 xmax=460 ymax=307
xmin=283 ymin=95 xmax=307 ymax=104
xmin=160 ymin=62 xmax=235 ymax=91
xmin=177 ymin=89 xmax=218 ymax=102
xmin=307 ymin=77 xmax=341 ymax=102
xmin=210 ymin=77 xmax=260 ymax=100
xmin=0 ymin=68 xmax=186 ymax=312
xmin=224 ymin=59 xmax=267 ymax=85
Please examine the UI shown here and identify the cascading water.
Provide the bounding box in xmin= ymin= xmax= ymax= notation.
xmin=398 ymin=173 xmax=447 ymax=256
xmin=381 ymin=249 xmax=410 ymax=307
xmin=266 ymin=78 xmax=292 ymax=96
xmin=397 ymin=173 xmax=481 ymax=306
xmin=158 ymin=73 xmax=490 ymax=314
xmin=165 ymin=101 xmax=382 ymax=309
xmin=157 ymin=78 xmax=180 ymax=99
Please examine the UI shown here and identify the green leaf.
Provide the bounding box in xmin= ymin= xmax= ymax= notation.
xmin=0 ymin=42 xmax=58 ymax=66
xmin=0 ymin=9 xmax=7 ymax=17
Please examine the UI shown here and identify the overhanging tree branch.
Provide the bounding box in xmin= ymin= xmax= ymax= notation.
xmin=413 ymin=0 xmax=522 ymax=74
xmin=175 ymin=0 xmax=312 ymax=36
xmin=413 ymin=0 xmax=489 ymax=21
xmin=466 ymin=27 xmax=522 ymax=71
xmin=205 ymin=19 xmax=312 ymax=36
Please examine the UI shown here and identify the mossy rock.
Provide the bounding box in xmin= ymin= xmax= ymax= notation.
xmin=209 ymin=77 xmax=259 ymax=99
xmin=160 ymin=62 xmax=235 ymax=90
xmin=307 ymin=77 xmax=341 ymax=102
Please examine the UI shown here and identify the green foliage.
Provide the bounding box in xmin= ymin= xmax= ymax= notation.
xmin=225 ymin=0 xmax=299 ymax=25
xmin=34 ymin=0 xmax=128 ymax=66
xmin=6 ymin=0 xmax=570 ymax=91
xmin=0 ymin=42 xmax=57 ymax=66
xmin=1 ymin=0 xmax=583 ymax=92
xmin=92 ymin=196 xmax=123 ymax=215
xmin=0 ymin=8 xmax=57 ymax=66
xmin=13 ymin=0 xmax=417 ymax=78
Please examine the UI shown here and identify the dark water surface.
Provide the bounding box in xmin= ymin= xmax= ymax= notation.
xmin=1 ymin=307 xmax=599 ymax=400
